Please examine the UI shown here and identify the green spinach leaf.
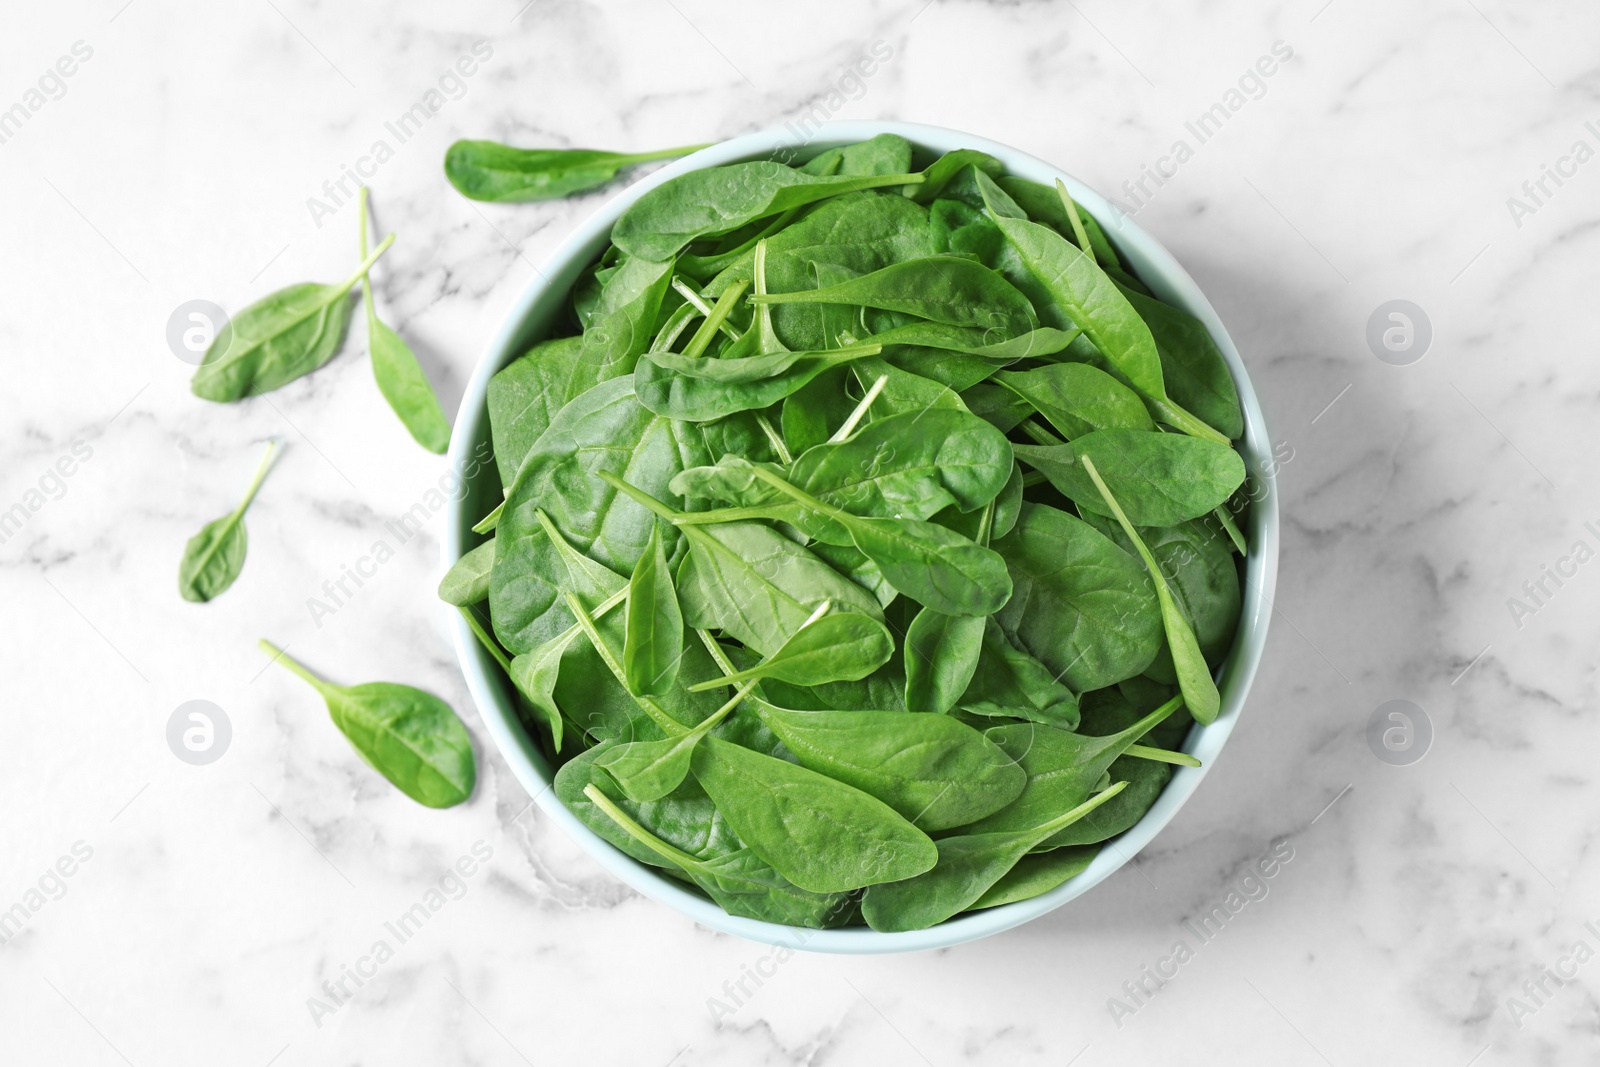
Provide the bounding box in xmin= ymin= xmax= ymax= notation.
xmin=259 ymin=640 xmax=475 ymax=808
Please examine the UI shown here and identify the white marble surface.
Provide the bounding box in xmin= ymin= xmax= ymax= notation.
xmin=3 ymin=0 xmax=1598 ymax=1063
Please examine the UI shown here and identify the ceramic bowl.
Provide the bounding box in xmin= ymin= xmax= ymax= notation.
xmin=445 ymin=119 xmax=1279 ymax=954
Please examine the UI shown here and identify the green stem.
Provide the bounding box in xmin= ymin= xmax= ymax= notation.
xmin=1020 ymin=419 xmax=1066 ymax=447
xmin=745 ymin=465 xmax=851 ymax=525
xmin=340 ymin=232 xmax=395 ymax=294
xmin=597 ymin=470 xmax=679 ymax=522
xmin=1054 ymin=178 xmax=1096 ymax=266
xmin=976 ymin=498 xmax=996 ymax=548
xmin=828 ymin=374 xmax=887 ymax=443
xmin=561 ymin=591 xmax=686 ymax=736
xmin=756 ymin=414 xmax=792 ymax=465
xmin=471 ymin=499 xmax=505 ymax=535
xmin=1125 ymin=743 xmax=1201 ymax=768
xmin=358 ymin=186 xmax=374 ymax=307
xmin=670 ymin=278 xmax=740 ymax=342
xmin=257 ymin=639 xmax=331 ymax=696
xmin=1213 ymin=504 xmax=1247 ymax=555
xmin=235 ymin=439 xmax=280 ymax=518
xmin=651 ymin=301 xmax=702 ymax=353
xmin=682 ymin=278 xmax=749 ymax=359
xmin=752 ymin=238 xmax=787 ymax=355
xmin=1032 ymin=779 xmax=1128 ymax=839
xmin=688 ymin=678 xmax=760 ymax=729
xmin=695 ymin=629 xmax=739 ymax=675
xmin=459 ymin=606 xmax=513 ymax=673
xmin=1126 ymin=693 xmax=1186 ymax=740
xmin=583 ymin=783 xmax=706 ymax=871
xmin=670 ymin=504 xmax=785 ymax=526
xmin=1149 ymin=396 xmax=1229 ymax=446
xmin=612 ymin=143 xmax=716 ymax=165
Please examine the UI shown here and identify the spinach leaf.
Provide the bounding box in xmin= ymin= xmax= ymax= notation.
xmin=992 ymin=504 xmax=1162 ymax=691
xmin=1081 ymin=456 xmax=1221 ymax=724
xmin=867 ymin=321 xmax=1078 ymax=362
xmin=557 ymin=742 xmax=735 ymax=863
xmin=958 ymin=618 xmax=1080 ymax=729
xmin=488 ymin=378 xmax=710 ymax=654
xmin=860 ymin=781 xmax=1127 ymax=931
xmin=838 ymin=133 xmax=914 ymax=176
xmin=751 ymin=698 xmax=1025 ymax=832
xmin=258 ymin=640 xmax=475 ymax=808
xmin=788 ymin=407 xmax=1015 ymax=519
xmin=636 ymin=342 xmax=884 ymax=421
xmin=995 ymin=175 xmax=1122 ymax=268
xmin=973 ymin=171 xmax=1229 ymax=445
xmin=750 ymin=256 xmax=1038 ymax=337
xmin=623 ymin=523 xmax=684 ymax=698
xmin=1040 ymin=756 xmax=1170 ymax=849
xmin=509 ymin=570 xmax=628 ymax=753
xmin=691 ymin=736 xmax=938 ymax=893
xmin=961 ymin=381 xmax=1033 ymax=433
xmin=602 ymin=471 xmax=884 ymax=656
xmin=178 ymin=440 xmax=278 ymax=603
xmin=904 ymin=608 xmax=985 ymax=715
xmin=688 ymin=606 xmax=893 ymax=691
xmin=967 ymin=845 xmax=1100 ymax=910
xmin=485 ymin=336 xmax=584 ymax=484
xmin=1012 ymin=428 xmax=1245 ymax=527
xmin=359 ymin=189 xmax=450 ymax=453
xmin=1080 ymin=514 xmax=1241 ymax=666
xmin=907 ymin=150 xmax=1006 ymax=203
xmin=444 ymin=140 xmax=708 ymax=202
xmin=437 ymin=538 xmax=496 ymax=606
xmin=192 ymin=236 xmax=393 ymax=401
xmin=997 ymin=363 xmax=1154 ymax=439
xmin=613 ymin=163 xmax=924 ymax=261
xmin=594 ymin=679 xmax=756 ymax=802
xmin=744 ymin=464 xmax=1013 ymax=617
xmin=582 ymin=783 xmax=849 ymax=927
xmin=1115 ymin=282 xmax=1244 ymax=440
xmin=963 ymin=695 xmax=1182 ymax=841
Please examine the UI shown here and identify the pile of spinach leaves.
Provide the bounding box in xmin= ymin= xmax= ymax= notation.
xmin=443 ymin=132 xmax=1248 ymax=930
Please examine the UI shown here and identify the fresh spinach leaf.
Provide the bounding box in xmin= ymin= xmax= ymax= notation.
xmin=1013 ymin=428 xmax=1245 ymax=526
xmin=623 ymin=523 xmax=684 ymax=698
xmin=750 ymin=256 xmax=1038 ymax=337
xmin=997 ymin=363 xmax=1154 ymax=439
xmin=904 ymin=608 xmax=985 ymax=715
xmin=860 ymin=781 xmax=1127 ymax=931
xmin=751 ymin=697 xmax=1025 ymax=832
xmin=178 ymin=440 xmax=278 ymax=603
xmin=583 ymin=783 xmax=849 ymax=926
xmin=437 ymin=538 xmax=496 ymax=607
xmin=359 ymin=189 xmax=450 ymax=453
xmin=444 ymin=140 xmax=709 ymax=202
xmin=992 ymin=503 xmax=1163 ymax=691
xmin=691 ymin=736 xmax=938 ymax=893
xmin=613 ymin=163 xmax=924 ymax=261
xmin=967 ymin=845 xmax=1100 ymax=910
xmin=192 ymin=237 xmax=393 ymax=401
xmin=259 ymin=640 xmax=475 ymax=808
xmin=1081 ymin=456 xmax=1221 ymax=724
xmin=688 ymin=605 xmax=893 ymax=691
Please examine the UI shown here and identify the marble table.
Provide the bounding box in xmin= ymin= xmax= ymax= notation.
xmin=3 ymin=0 xmax=1595 ymax=1063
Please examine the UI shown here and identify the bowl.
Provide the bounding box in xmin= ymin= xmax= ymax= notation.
xmin=444 ymin=120 xmax=1279 ymax=954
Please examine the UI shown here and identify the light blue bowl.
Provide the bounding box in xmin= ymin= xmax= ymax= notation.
xmin=445 ymin=120 xmax=1279 ymax=954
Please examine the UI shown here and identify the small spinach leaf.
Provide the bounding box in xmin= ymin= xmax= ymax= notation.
xmin=178 ymin=440 xmax=279 ymax=603
xmin=259 ymin=640 xmax=475 ymax=808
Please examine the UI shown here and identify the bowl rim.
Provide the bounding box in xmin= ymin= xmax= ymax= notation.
xmin=444 ymin=119 xmax=1280 ymax=954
